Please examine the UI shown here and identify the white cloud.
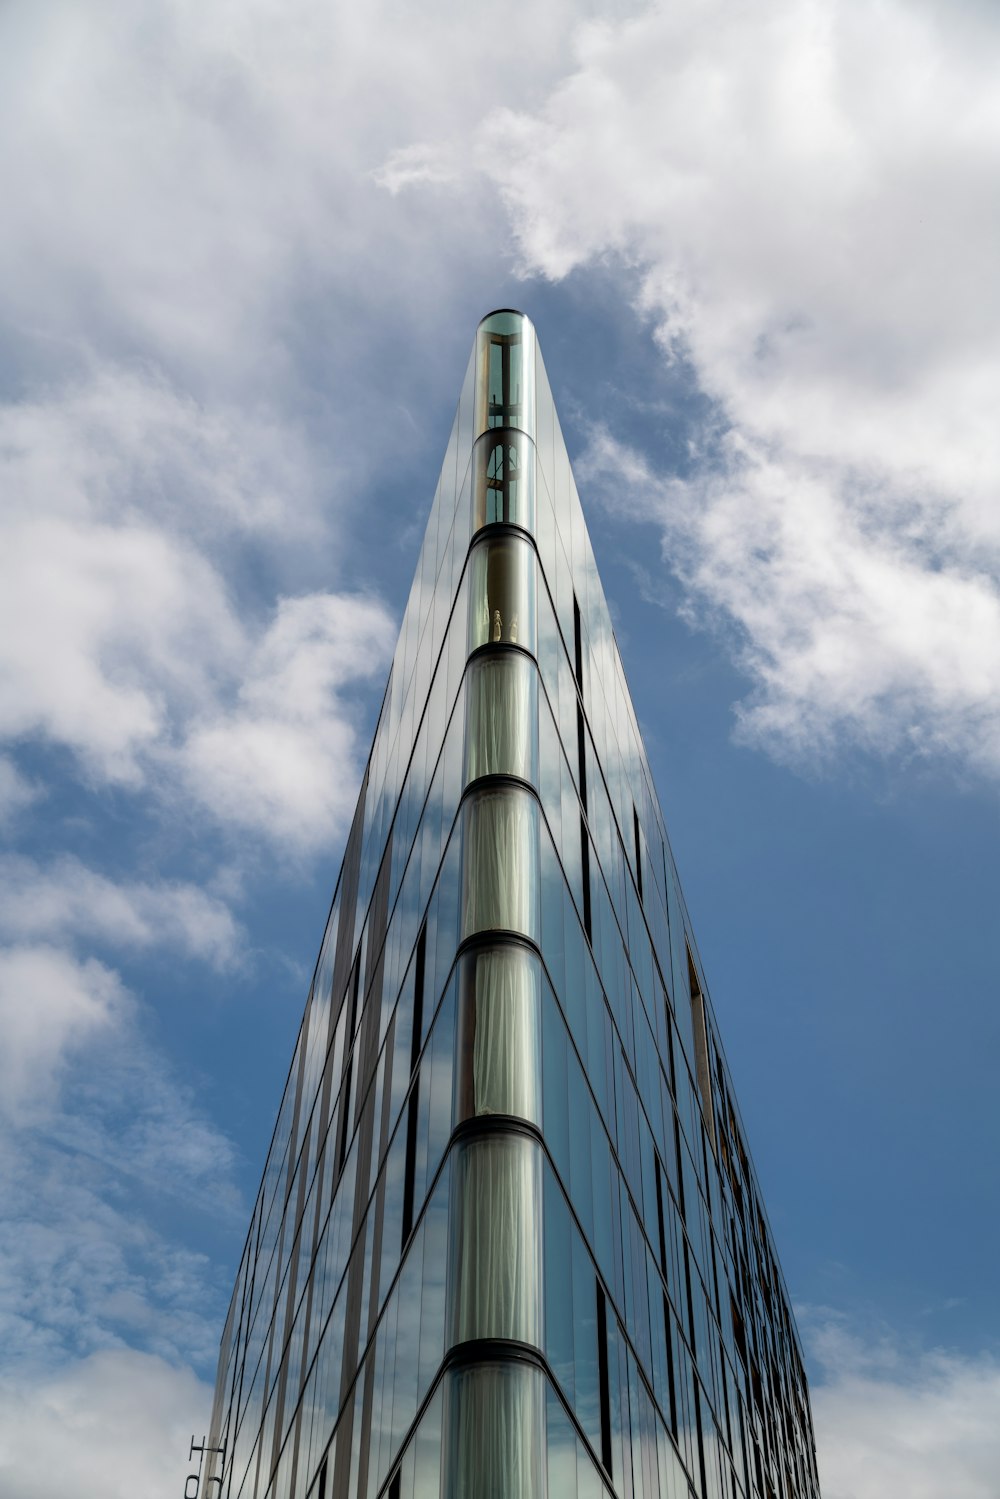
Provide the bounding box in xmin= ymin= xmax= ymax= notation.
xmin=0 ymin=941 xmax=239 ymax=1365
xmin=0 ymin=855 xmax=241 ymax=970
xmin=0 ymin=1349 xmax=210 ymax=1499
xmin=0 ymin=510 xmax=238 ymax=786
xmin=0 ymin=1133 xmax=219 ymax=1369
xmin=0 ymin=457 xmax=396 ymax=841
xmin=580 ymin=428 xmax=1000 ymax=775
xmin=807 ymin=1313 xmax=1000 ymax=1499
xmin=0 ymin=757 xmax=39 ymax=824
xmin=180 ymin=590 xmax=395 ymax=850
xmin=0 ymin=403 xmax=396 ymax=844
xmin=0 ymin=366 xmax=321 ymax=539
xmin=380 ymin=0 xmax=1000 ymax=780
xmin=0 ymin=0 xmax=590 ymax=385
xmin=0 ymin=947 xmax=123 ymax=1121
xmin=0 ymin=0 xmax=576 ymax=839
xmin=0 ymin=356 xmax=353 ymax=806
xmin=0 ymin=933 xmax=240 ymax=1199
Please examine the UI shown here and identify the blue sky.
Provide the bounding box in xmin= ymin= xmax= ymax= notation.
xmin=1 ymin=1 xmax=998 ymax=1495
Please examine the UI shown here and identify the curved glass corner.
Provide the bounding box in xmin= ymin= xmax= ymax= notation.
xmin=455 ymin=944 xmax=542 ymax=1126
xmin=461 ymin=785 xmax=540 ymax=941
xmin=447 ymin=1130 xmax=543 ymax=1347
xmin=464 ymin=650 xmax=538 ymax=787
xmin=467 ymin=532 xmax=537 ymax=655
xmin=475 ymin=312 xmax=536 ymax=440
xmin=443 ymin=1360 xmax=545 ymax=1499
xmin=472 ymin=427 xmax=536 ymax=535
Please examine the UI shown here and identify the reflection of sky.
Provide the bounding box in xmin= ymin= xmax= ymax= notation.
xmin=1 ymin=3 xmax=999 ymax=1495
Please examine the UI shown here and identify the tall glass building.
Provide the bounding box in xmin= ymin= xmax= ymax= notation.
xmin=198 ymin=313 xmax=822 ymax=1499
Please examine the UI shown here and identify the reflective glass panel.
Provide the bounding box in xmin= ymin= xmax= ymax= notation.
xmin=461 ymin=785 xmax=540 ymax=941
xmin=467 ymin=533 xmax=537 ymax=655
xmin=455 ymin=944 xmax=542 ymax=1125
xmin=464 ymin=651 xmax=538 ymax=786
xmin=444 ymin=1361 xmax=545 ymax=1499
xmin=447 ymin=1132 xmax=543 ymax=1346
xmin=475 ymin=313 xmax=536 ymax=438
xmin=472 ymin=428 xmax=536 ymax=534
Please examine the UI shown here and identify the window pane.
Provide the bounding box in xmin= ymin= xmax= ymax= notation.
xmin=447 ymin=1132 xmax=542 ymax=1346
xmin=474 ymin=313 xmax=536 ymax=438
xmin=456 ymin=945 xmax=541 ymax=1125
xmin=464 ymin=652 xmax=538 ymax=786
xmin=461 ymin=786 xmax=539 ymax=940
xmin=467 ymin=534 xmax=537 ymax=654
xmin=444 ymin=1361 xmax=544 ymax=1499
xmin=472 ymin=429 xmax=537 ymax=533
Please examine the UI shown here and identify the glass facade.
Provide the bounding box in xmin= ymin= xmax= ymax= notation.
xmin=198 ymin=311 xmax=822 ymax=1499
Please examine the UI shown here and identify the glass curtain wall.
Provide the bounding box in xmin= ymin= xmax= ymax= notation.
xmin=198 ymin=309 xmax=822 ymax=1499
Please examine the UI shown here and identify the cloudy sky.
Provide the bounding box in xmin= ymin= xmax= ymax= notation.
xmin=1 ymin=0 xmax=998 ymax=1494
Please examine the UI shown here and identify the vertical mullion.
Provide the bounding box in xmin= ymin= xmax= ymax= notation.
xmin=401 ymin=923 xmax=426 ymax=1248
xmin=596 ymin=1280 xmax=613 ymax=1478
